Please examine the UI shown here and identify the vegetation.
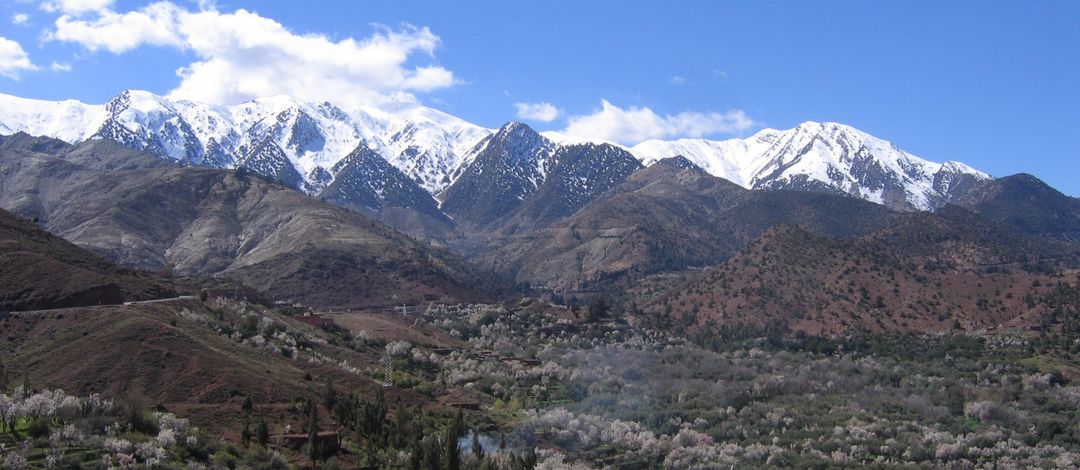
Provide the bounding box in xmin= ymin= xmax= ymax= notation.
xmin=4 ymin=288 xmax=1079 ymax=468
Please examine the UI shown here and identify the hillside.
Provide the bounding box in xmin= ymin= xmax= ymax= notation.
xmin=952 ymin=173 xmax=1080 ymax=242
xmin=0 ymin=135 xmax=497 ymax=308
xmin=478 ymin=157 xmax=897 ymax=292
xmin=649 ymin=207 xmax=1080 ymax=335
xmin=0 ymin=207 xmax=176 ymax=311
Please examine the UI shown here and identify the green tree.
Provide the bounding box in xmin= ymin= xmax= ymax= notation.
xmin=256 ymin=414 xmax=269 ymax=446
xmin=409 ymin=434 xmax=423 ymax=470
xmin=471 ymin=429 xmax=485 ymax=462
xmin=587 ymin=296 xmax=611 ymax=322
xmin=451 ymin=408 xmax=466 ymax=441
xmin=306 ymin=398 xmax=323 ymax=464
xmin=359 ymin=388 xmax=388 ymax=444
xmin=323 ymin=376 xmax=337 ymax=410
xmin=443 ymin=426 xmax=460 ymax=470
xmin=422 ymin=435 xmax=441 ymax=470
xmin=240 ymin=416 xmax=252 ymax=446
xmin=241 ymin=396 xmax=253 ymax=416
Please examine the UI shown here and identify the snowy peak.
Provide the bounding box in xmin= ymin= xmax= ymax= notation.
xmin=378 ymin=103 xmax=491 ymax=194
xmin=93 ymin=90 xmax=209 ymax=164
xmin=490 ymin=121 xmax=555 ymax=165
xmin=0 ymin=93 xmax=105 ymax=143
xmin=438 ymin=122 xmax=560 ymax=224
xmin=0 ymin=90 xmax=490 ymax=199
xmin=0 ymin=91 xmax=995 ymax=215
xmin=514 ymin=142 xmax=643 ymax=224
xmin=439 ymin=125 xmax=646 ymax=226
xmin=237 ymin=137 xmax=305 ymax=190
xmin=631 ymin=121 xmax=991 ymax=211
xmin=318 ymin=141 xmax=443 ymax=219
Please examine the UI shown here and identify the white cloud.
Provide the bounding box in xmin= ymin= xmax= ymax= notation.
xmin=0 ymin=36 xmax=39 ymax=79
xmin=514 ymin=101 xmax=560 ymax=122
xmin=669 ymin=76 xmax=689 ymax=85
xmin=563 ymin=99 xmax=754 ymax=145
xmin=50 ymin=61 xmax=71 ymax=72
xmin=48 ymin=2 xmax=184 ymax=54
xmin=40 ymin=0 xmax=115 ymax=16
xmin=45 ymin=2 xmax=458 ymax=107
xmin=11 ymin=13 xmax=30 ymax=25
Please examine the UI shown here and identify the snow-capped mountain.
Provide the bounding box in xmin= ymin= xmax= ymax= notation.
xmin=439 ymin=122 xmax=643 ymax=227
xmin=374 ymin=102 xmax=492 ymax=194
xmin=0 ymin=90 xmax=992 ymax=214
xmin=0 ymin=93 xmax=106 ymax=143
xmin=320 ymin=141 xmax=445 ymax=220
xmin=0 ymin=90 xmax=490 ymax=197
xmin=632 ymin=122 xmax=991 ymax=211
xmin=439 ymin=122 xmax=559 ymax=224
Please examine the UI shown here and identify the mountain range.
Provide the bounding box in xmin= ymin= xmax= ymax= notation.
xmin=0 ymin=90 xmax=991 ymax=217
xmin=3 ymin=90 xmax=1080 ymax=334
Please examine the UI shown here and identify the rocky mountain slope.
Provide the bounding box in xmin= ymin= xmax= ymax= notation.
xmin=438 ymin=122 xmax=557 ymax=224
xmin=478 ymin=157 xmax=899 ymax=291
xmin=0 ymin=134 xmax=496 ymax=308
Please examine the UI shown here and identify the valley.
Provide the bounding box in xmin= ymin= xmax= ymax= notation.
xmin=1 ymin=91 xmax=1079 ymax=469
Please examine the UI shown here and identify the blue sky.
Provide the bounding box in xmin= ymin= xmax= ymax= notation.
xmin=1 ymin=0 xmax=1078 ymax=194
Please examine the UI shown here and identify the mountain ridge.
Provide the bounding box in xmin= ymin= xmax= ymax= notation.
xmin=0 ymin=90 xmax=997 ymax=215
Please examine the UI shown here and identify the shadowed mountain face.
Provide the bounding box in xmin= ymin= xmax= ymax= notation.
xmin=0 ymin=206 xmax=176 ymax=311
xmin=319 ymin=142 xmax=447 ymax=224
xmin=649 ymin=207 xmax=1079 ymax=335
xmin=0 ymin=134 xmax=497 ymax=308
xmin=439 ymin=122 xmax=558 ymax=225
xmin=950 ymin=173 xmax=1080 ymax=243
xmin=439 ymin=123 xmax=643 ymax=229
xmin=502 ymin=142 xmax=644 ymax=230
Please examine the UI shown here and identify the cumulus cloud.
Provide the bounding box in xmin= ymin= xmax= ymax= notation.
xmin=514 ymin=101 xmax=561 ymax=122
xmin=44 ymin=2 xmax=458 ymax=107
xmin=50 ymin=61 xmax=72 ymax=72
xmin=48 ymin=2 xmax=184 ymax=53
xmin=41 ymin=0 xmax=115 ymax=16
xmin=11 ymin=13 xmax=30 ymax=25
xmin=0 ymin=37 xmax=39 ymax=79
xmin=563 ymin=100 xmax=754 ymax=144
